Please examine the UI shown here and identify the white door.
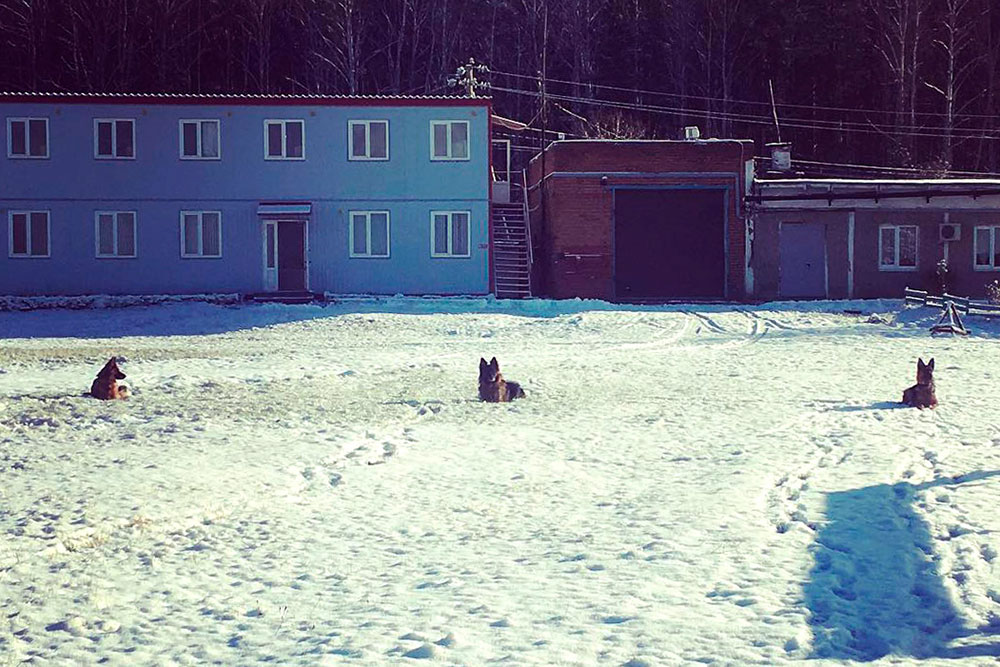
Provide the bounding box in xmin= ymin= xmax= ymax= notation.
xmin=263 ymin=221 xmax=278 ymax=291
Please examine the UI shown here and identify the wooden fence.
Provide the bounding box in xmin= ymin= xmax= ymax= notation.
xmin=904 ymin=287 xmax=1000 ymax=317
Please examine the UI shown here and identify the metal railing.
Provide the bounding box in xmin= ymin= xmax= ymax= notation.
xmin=521 ymin=168 xmax=533 ymax=274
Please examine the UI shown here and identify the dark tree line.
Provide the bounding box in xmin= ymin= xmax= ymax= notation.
xmin=3 ymin=0 xmax=1000 ymax=173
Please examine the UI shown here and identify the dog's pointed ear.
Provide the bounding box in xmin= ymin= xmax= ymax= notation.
xmin=917 ymin=357 xmax=925 ymax=369
xmin=480 ymin=357 xmax=488 ymax=370
xmin=489 ymin=357 xmax=499 ymax=370
xmin=928 ymin=358 xmax=935 ymax=371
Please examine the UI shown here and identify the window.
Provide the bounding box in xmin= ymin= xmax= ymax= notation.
xmin=180 ymin=211 xmax=222 ymax=258
xmin=264 ymin=120 xmax=305 ymax=160
xmin=8 ymin=117 xmax=48 ymax=158
xmin=974 ymin=226 xmax=1000 ymax=270
xmin=94 ymin=119 xmax=135 ymax=159
xmin=348 ymin=120 xmax=388 ymax=160
xmin=95 ymin=212 xmax=136 ymax=258
xmin=349 ymin=211 xmax=390 ymax=258
xmin=430 ymin=211 xmax=471 ymax=258
xmin=430 ymin=120 xmax=469 ymax=160
xmin=878 ymin=225 xmax=918 ymax=270
xmin=180 ymin=120 xmax=220 ymax=159
xmin=9 ymin=211 xmax=50 ymax=258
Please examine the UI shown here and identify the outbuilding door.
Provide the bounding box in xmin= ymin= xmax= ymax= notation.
xmin=779 ymin=222 xmax=826 ymax=298
xmin=614 ymin=188 xmax=727 ymax=299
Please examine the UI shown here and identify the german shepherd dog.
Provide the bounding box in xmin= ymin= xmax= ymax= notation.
xmin=902 ymin=357 xmax=937 ymax=408
xmin=478 ymin=357 xmax=525 ymax=402
xmin=90 ymin=357 xmax=129 ymax=400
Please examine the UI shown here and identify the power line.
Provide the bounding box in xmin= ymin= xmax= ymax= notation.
xmin=492 ymin=69 xmax=1000 ymax=122
xmin=492 ymin=85 xmax=1000 ymax=142
xmin=499 ymin=84 xmax=998 ymax=137
xmin=776 ymin=158 xmax=1000 ymax=178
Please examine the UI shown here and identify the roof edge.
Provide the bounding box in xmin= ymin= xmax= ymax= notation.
xmin=551 ymin=138 xmax=754 ymax=145
xmin=0 ymin=92 xmax=492 ymax=107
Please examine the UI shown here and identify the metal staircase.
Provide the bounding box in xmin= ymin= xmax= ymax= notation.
xmin=491 ymin=171 xmax=532 ymax=299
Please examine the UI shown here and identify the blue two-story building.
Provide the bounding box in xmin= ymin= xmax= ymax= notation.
xmin=1 ymin=93 xmax=493 ymax=297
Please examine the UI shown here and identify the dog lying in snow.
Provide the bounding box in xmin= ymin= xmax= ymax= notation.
xmin=478 ymin=357 xmax=525 ymax=403
xmin=90 ymin=357 xmax=129 ymax=400
xmin=902 ymin=357 xmax=936 ymax=409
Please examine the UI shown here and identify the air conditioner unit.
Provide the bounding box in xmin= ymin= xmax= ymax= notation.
xmin=939 ymin=223 xmax=961 ymax=242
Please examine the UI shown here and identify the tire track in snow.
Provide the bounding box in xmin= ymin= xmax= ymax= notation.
xmin=682 ymin=309 xmax=769 ymax=350
xmin=738 ymin=308 xmax=798 ymax=332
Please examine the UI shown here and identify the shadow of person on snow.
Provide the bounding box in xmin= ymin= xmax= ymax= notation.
xmin=805 ymin=470 xmax=1000 ymax=661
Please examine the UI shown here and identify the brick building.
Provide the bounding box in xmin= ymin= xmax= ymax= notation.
xmin=525 ymin=139 xmax=754 ymax=301
xmin=749 ymin=179 xmax=1000 ymax=300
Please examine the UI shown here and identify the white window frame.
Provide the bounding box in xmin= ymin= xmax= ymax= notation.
xmin=263 ymin=119 xmax=305 ymax=160
xmin=430 ymin=120 xmax=470 ymax=161
xmin=878 ymin=224 xmax=918 ymax=271
xmin=7 ymin=117 xmax=49 ymax=159
xmin=179 ymin=210 xmax=223 ymax=258
xmin=93 ymin=118 xmax=136 ymax=159
xmin=348 ymin=211 xmax=391 ymax=258
xmin=8 ymin=210 xmax=51 ymax=258
xmin=179 ymin=119 xmax=221 ymax=160
xmin=430 ymin=210 xmax=472 ymax=258
xmin=348 ymin=120 xmax=389 ymax=161
xmin=94 ymin=211 xmax=137 ymax=258
xmin=973 ymin=225 xmax=1000 ymax=271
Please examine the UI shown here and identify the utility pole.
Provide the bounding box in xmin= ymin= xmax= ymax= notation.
xmin=538 ymin=5 xmax=549 ymax=294
xmin=449 ymin=58 xmax=490 ymax=97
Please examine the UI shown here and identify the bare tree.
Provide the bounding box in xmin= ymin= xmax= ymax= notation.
xmin=922 ymin=0 xmax=984 ymax=169
xmin=1 ymin=0 xmax=52 ymax=90
xmin=867 ymin=0 xmax=931 ymax=164
xmin=658 ymin=0 xmax=699 ymax=127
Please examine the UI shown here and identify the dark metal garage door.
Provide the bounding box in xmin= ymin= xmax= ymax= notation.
xmin=614 ymin=188 xmax=727 ymax=300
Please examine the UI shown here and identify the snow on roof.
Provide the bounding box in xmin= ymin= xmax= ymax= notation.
xmin=757 ymin=177 xmax=1000 ymax=187
xmin=492 ymin=114 xmax=529 ymax=131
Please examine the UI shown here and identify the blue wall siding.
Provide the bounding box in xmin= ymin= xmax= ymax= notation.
xmin=310 ymin=200 xmax=489 ymax=294
xmin=0 ymin=101 xmax=490 ymax=296
xmin=1 ymin=201 xmax=261 ymax=295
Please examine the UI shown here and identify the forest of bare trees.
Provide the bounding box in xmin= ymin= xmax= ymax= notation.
xmin=3 ymin=0 xmax=1000 ymax=173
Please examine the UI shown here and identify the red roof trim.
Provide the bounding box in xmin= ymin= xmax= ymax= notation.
xmin=0 ymin=92 xmax=492 ymax=108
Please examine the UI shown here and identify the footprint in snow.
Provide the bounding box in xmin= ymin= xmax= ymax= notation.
xmin=401 ymin=643 xmax=436 ymax=659
xmin=602 ymin=615 xmax=634 ymax=624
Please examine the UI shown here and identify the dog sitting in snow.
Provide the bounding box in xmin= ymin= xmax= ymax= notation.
xmin=478 ymin=357 xmax=525 ymax=403
xmin=902 ymin=357 xmax=937 ymax=409
xmin=90 ymin=357 xmax=129 ymax=400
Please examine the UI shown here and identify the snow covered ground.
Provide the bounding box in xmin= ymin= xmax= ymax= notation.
xmin=2 ymin=297 xmax=1000 ymax=665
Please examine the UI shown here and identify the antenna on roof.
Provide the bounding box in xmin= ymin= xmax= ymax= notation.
xmin=768 ymin=79 xmax=782 ymax=143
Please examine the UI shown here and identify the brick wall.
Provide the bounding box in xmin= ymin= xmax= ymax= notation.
xmin=527 ymin=140 xmax=752 ymax=301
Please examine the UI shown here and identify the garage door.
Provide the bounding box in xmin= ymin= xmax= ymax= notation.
xmin=614 ymin=189 xmax=726 ymax=299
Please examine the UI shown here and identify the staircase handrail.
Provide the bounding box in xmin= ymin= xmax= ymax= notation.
xmin=522 ymin=168 xmax=533 ymax=292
